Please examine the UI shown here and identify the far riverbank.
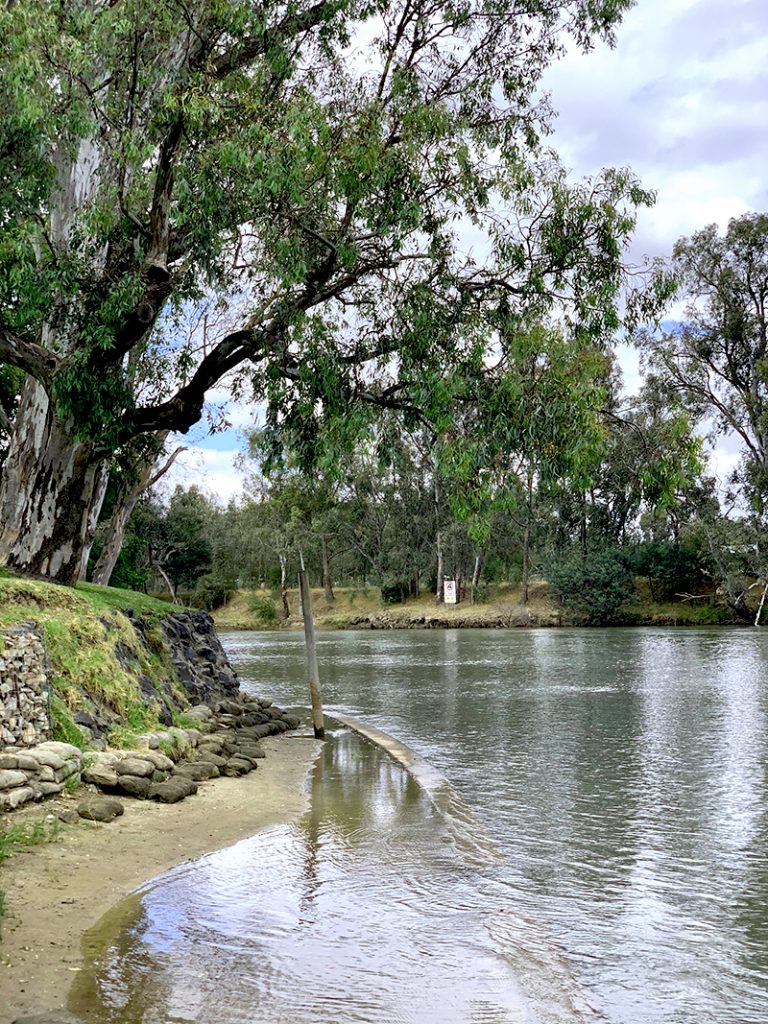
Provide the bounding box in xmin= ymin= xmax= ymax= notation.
xmin=212 ymin=582 xmax=740 ymax=631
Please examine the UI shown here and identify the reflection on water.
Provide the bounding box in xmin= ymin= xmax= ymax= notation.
xmin=217 ymin=627 xmax=768 ymax=1024
xmin=71 ymin=732 xmax=550 ymax=1024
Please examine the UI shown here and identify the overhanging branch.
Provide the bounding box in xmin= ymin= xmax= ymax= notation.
xmin=0 ymin=326 xmax=59 ymax=385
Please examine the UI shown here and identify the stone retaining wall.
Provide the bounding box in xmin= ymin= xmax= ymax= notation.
xmin=0 ymin=625 xmax=51 ymax=748
xmin=0 ymin=696 xmax=300 ymax=815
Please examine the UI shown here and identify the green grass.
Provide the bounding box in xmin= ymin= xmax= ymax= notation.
xmin=0 ymin=571 xmax=189 ymax=741
xmin=75 ymin=581 xmax=185 ymax=620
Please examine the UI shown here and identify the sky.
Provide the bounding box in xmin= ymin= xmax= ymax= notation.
xmin=165 ymin=0 xmax=768 ymax=502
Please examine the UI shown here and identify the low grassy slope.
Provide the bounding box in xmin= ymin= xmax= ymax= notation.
xmin=0 ymin=570 xmax=187 ymax=747
xmin=213 ymin=582 xmax=561 ymax=630
xmin=212 ymin=580 xmax=739 ymax=630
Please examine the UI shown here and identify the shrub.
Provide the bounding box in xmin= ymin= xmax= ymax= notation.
xmin=193 ymin=574 xmax=233 ymax=610
xmin=546 ymin=549 xmax=636 ymax=625
xmin=249 ymin=595 xmax=279 ymax=625
xmin=380 ymin=576 xmax=410 ymax=605
xmin=629 ymin=541 xmax=710 ymax=601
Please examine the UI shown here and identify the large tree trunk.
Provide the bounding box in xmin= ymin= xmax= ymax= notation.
xmin=279 ymin=552 xmax=290 ymax=620
xmin=520 ymin=521 xmax=531 ymax=605
xmin=520 ymin=469 xmax=534 ymax=606
xmin=0 ymin=381 xmax=108 ymax=585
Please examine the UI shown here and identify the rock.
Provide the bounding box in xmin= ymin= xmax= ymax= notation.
xmin=32 ymin=781 xmax=64 ymax=797
xmin=189 ymin=703 xmax=214 ymax=719
xmin=0 ymin=786 xmax=34 ymax=810
xmin=78 ymin=797 xmax=125 ymax=822
xmin=135 ymin=749 xmax=175 ymax=772
xmin=37 ymin=741 xmax=82 ymax=759
xmin=224 ymin=757 xmax=255 ymax=776
xmin=136 ymin=733 xmax=160 ymax=749
xmin=82 ymin=764 xmax=119 ymax=788
xmin=218 ymin=699 xmax=244 ymax=716
xmin=57 ymin=809 xmax=80 ymax=824
xmin=148 ymin=779 xmax=192 ymax=803
xmin=91 ymin=752 xmax=120 ymax=766
xmin=283 ymin=714 xmax=301 ymax=729
xmin=0 ymin=768 xmax=28 ymax=790
xmin=115 ymin=774 xmax=152 ymax=798
xmin=53 ymin=761 xmax=79 ymax=783
xmin=24 ymin=749 xmax=65 ymax=771
xmin=173 ymin=761 xmax=220 ymax=782
xmin=0 ymin=753 xmax=19 ymax=769
xmin=197 ymin=736 xmax=225 ymax=753
xmin=115 ymin=756 xmax=155 ymax=778
xmin=236 ymin=744 xmax=266 ymax=759
xmin=198 ymin=752 xmax=228 ymax=768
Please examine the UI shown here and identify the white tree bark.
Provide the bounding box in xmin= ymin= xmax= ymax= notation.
xmin=0 ymin=381 xmax=108 ymax=584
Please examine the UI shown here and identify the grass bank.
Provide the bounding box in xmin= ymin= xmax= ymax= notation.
xmin=0 ymin=570 xmax=190 ymax=750
xmin=212 ymin=582 xmax=742 ymax=631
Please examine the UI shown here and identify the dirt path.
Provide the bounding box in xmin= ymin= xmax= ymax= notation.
xmin=0 ymin=733 xmax=320 ymax=1024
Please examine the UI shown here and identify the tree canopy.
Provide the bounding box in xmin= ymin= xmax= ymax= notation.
xmin=0 ymin=0 xmax=656 ymax=584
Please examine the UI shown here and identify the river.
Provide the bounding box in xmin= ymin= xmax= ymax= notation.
xmin=72 ymin=628 xmax=768 ymax=1023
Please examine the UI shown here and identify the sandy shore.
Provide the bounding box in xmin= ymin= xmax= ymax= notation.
xmin=0 ymin=733 xmax=320 ymax=1024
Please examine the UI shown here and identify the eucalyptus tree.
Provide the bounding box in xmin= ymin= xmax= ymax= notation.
xmin=643 ymin=213 xmax=768 ymax=514
xmin=0 ymin=0 xmax=648 ymax=585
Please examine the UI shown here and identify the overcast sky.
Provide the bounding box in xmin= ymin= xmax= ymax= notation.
xmin=166 ymin=0 xmax=768 ymax=501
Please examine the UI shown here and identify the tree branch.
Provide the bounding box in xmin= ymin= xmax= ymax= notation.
xmin=211 ymin=0 xmax=336 ymax=78
xmin=0 ymin=326 xmax=59 ymax=385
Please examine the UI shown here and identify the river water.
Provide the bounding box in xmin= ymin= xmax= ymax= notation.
xmin=71 ymin=628 xmax=768 ymax=1024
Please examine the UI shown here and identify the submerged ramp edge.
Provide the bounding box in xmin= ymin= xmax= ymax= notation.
xmin=330 ymin=712 xmax=607 ymax=1024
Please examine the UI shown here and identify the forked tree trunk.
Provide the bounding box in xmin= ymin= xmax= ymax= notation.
xmin=91 ymin=492 xmax=142 ymax=586
xmin=91 ymin=435 xmax=182 ymax=586
xmin=0 ymin=381 xmax=108 ymax=586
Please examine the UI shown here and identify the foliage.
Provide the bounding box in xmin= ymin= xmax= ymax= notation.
xmin=248 ymin=595 xmax=280 ymax=626
xmin=628 ymin=541 xmax=710 ymax=602
xmin=0 ymin=0 xmax=664 ymax=584
xmin=193 ymin=573 xmax=233 ymax=611
xmin=50 ymin=693 xmax=88 ymax=749
xmin=546 ymin=549 xmax=636 ymax=624
xmin=380 ymin=576 xmax=413 ymax=605
xmin=642 ymin=213 xmax=768 ymax=515
xmin=75 ymin=580 xmax=184 ymax=620
xmin=0 ymin=820 xmax=61 ymax=865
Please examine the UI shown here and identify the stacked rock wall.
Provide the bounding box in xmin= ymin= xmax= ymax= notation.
xmin=0 ymin=741 xmax=80 ymax=811
xmin=0 ymin=625 xmax=51 ymax=748
xmin=0 ymin=697 xmax=300 ymax=816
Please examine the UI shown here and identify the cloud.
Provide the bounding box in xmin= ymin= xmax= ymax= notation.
xmin=541 ymin=0 xmax=768 ymax=247
xmin=161 ymin=445 xmax=248 ymax=505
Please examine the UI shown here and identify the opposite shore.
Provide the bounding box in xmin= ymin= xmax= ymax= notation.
xmin=212 ymin=582 xmax=745 ymax=632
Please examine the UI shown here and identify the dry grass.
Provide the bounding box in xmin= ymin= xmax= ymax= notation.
xmin=213 ymin=581 xmax=562 ymax=630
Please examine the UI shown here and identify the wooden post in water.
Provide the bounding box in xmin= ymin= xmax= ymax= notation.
xmin=299 ymin=562 xmax=325 ymax=738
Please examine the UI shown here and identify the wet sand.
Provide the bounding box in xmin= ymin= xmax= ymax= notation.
xmin=0 ymin=733 xmax=320 ymax=1023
